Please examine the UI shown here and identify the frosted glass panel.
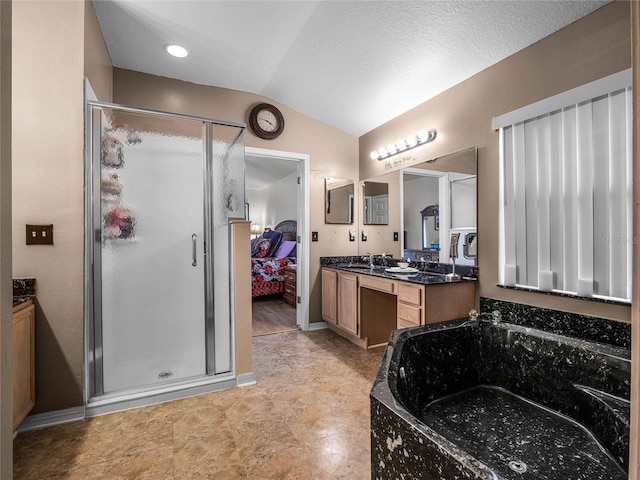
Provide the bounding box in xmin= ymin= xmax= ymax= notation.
xmin=209 ymin=124 xmax=245 ymax=374
xmin=99 ymin=110 xmax=206 ymax=393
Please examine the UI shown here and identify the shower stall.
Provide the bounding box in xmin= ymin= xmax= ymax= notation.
xmin=85 ymin=102 xmax=245 ymax=407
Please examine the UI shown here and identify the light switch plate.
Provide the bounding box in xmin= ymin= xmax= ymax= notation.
xmin=26 ymin=224 xmax=53 ymax=245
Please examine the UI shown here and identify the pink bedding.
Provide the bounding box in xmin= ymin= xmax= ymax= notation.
xmin=251 ymin=257 xmax=294 ymax=297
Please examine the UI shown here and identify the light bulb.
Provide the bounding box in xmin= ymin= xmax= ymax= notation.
xmin=387 ymin=143 xmax=397 ymax=155
xmin=417 ymin=130 xmax=429 ymax=142
xmin=370 ymin=151 xmax=379 ymax=160
xmin=378 ymin=147 xmax=388 ymax=158
xmin=406 ymin=135 xmax=418 ymax=147
xmin=164 ymin=44 xmax=188 ymax=58
xmin=396 ymin=139 xmax=407 ymax=151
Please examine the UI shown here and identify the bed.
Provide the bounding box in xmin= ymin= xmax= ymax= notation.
xmin=251 ymin=220 xmax=297 ymax=297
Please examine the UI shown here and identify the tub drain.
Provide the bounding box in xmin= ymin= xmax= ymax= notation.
xmin=508 ymin=460 xmax=528 ymax=474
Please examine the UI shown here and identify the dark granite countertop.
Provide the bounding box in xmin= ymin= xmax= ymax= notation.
xmin=13 ymin=278 xmax=36 ymax=310
xmin=13 ymin=295 xmax=35 ymax=308
xmin=323 ymin=263 xmax=476 ymax=286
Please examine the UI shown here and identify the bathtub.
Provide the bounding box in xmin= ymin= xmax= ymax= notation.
xmin=370 ymin=319 xmax=630 ymax=480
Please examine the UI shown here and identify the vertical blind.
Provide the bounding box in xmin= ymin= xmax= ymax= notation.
xmin=494 ymin=70 xmax=632 ymax=303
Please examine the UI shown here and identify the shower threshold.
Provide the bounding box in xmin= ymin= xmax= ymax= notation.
xmin=86 ymin=372 xmax=237 ymax=417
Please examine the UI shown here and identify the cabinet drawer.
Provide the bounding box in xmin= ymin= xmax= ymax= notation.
xmin=359 ymin=275 xmax=396 ymax=294
xmin=397 ymin=303 xmax=422 ymax=326
xmin=397 ymin=317 xmax=419 ymax=330
xmin=284 ymin=270 xmax=296 ymax=282
xmin=397 ymin=283 xmax=423 ymax=307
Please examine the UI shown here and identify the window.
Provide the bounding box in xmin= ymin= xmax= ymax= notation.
xmin=494 ymin=70 xmax=632 ymax=303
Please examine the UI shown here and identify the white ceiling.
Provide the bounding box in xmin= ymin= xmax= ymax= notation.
xmin=245 ymin=154 xmax=297 ymax=191
xmin=93 ymin=0 xmax=609 ymax=138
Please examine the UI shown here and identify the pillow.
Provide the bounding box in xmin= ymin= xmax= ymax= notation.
xmin=274 ymin=240 xmax=296 ymax=258
xmin=251 ymin=238 xmax=271 ymax=258
xmin=250 ymin=237 xmax=258 ymax=252
xmin=261 ymin=230 xmax=283 ymax=256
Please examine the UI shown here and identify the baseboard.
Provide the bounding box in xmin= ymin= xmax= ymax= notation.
xmin=17 ymin=406 xmax=86 ymax=433
xmin=308 ymin=321 xmax=328 ymax=331
xmin=236 ymin=372 xmax=256 ymax=387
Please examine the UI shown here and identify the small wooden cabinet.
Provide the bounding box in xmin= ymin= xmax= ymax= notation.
xmin=283 ymin=265 xmax=297 ymax=307
xmin=321 ymin=269 xmax=338 ymax=325
xmin=13 ymin=300 xmax=35 ymax=430
xmin=337 ymin=272 xmax=359 ymax=336
xmin=322 ymin=269 xmax=359 ymax=336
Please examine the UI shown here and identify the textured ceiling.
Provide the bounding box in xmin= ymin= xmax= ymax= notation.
xmin=94 ymin=0 xmax=609 ymax=137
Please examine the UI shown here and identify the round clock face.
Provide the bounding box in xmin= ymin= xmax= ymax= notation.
xmin=249 ymin=103 xmax=285 ymax=140
xmin=257 ymin=109 xmax=279 ymax=133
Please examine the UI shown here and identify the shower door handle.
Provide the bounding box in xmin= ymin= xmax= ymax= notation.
xmin=192 ymin=234 xmax=197 ymax=267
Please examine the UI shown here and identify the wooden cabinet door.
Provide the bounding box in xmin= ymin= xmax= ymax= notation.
xmin=424 ymin=282 xmax=475 ymax=324
xmin=13 ymin=304 xmax=35 ymax=430
xmin=321 ymin=269 xmax=338 ymax=325
xmin=338 ymin=272 xmax=359 ymax=336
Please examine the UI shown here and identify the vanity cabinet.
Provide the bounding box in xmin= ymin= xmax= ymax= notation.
xmin=321 ymin=267 xmax=475 ymax=349
xmin=13 ymin=301 xmax=35 ymax=430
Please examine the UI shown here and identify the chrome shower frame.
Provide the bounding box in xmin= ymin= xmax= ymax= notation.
xmin=84 ymin=100 xmax=245 ymax=414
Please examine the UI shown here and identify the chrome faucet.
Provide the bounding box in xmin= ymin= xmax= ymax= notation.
xmin=469 ymin=309 xmax=502 ymax=325
xmin=362 ymin=252 xmax=374 ymax=268
xmin=381 ymin=252 xmax=391 ymax=266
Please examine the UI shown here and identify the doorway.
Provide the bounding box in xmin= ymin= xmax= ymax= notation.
xmin=245 ymin=147 xmax=310 ymax=335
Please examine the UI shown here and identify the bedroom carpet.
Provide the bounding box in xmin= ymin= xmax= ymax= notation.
xmin=13 ymin=329 xmax=385 ymax=479
xmin=252 ymin=296 xmax=297 ymax=336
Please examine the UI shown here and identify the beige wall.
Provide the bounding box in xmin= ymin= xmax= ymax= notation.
xmin=84 ymin=0 xmax=112 ymax=102
xmin=112 ymin=68 xmax=360 ymax=325
xmin=360 ymin=1 xmax=632 ymax=323
xmin=231 ymin=221 xmax=252 ymax=375
xmin=13 ymin=0 xmax=89 ymax=413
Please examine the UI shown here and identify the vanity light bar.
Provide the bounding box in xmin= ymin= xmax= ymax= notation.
xmin=370 ymin=129 xmax=437 ymax=161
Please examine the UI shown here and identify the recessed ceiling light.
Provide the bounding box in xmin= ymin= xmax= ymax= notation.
xmin=164 ymin=44 xmax=188 ymax=58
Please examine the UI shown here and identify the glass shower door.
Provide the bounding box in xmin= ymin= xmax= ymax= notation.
xmin=94 ymin=108 xmax=208 ymax=395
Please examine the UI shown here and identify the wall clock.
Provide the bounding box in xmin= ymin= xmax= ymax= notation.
xmin=248 ymin=103 xmax=285 ymax=140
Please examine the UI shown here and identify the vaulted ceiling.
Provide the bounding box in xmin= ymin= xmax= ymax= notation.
xmin=94 ymin=0 xmax=609 ymax=137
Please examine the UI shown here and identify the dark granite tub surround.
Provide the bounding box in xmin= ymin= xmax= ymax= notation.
xmin=13 ymin=278 xmax=36 ymax=307
xmin=370 ymin=319 xmax=630 ymax=480
xmin=480 ymin=297 xmax=631 ymax=348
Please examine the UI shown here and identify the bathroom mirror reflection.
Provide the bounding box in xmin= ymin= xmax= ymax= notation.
xmin=402 ymin=147 xmax=477 ymax=265
xmin=359 ymin=147 xmax=477 ymax=265
xmin=363 ymin=181 xmax=389 ymax=225
xmin=325 ymin=177 xmax=355 ymax=224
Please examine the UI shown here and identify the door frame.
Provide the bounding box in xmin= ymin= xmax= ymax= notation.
xmin=245 ymin=146 xmax=310 ymax=331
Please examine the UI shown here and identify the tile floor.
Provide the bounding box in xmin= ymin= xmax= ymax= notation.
xmin=13 ymin=329 xmax=386 ymax=479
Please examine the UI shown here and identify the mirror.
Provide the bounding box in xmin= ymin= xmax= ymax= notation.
xmin=363 ymin=181 xmax=389 ymax=225
xmin=402 ymin=147 xmax=477 ymax=265
xmin=359 ymin=147 xmax=477 ymax=266
xmin=325 ymin=177 xmax=354 ymax=224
